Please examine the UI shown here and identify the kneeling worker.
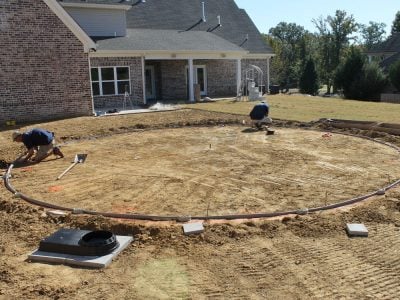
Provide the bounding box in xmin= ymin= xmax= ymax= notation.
xmin=12 ymin=128 xmax=64 ymax=163
xmin=249 ymin=101 xmax=272 ymax=130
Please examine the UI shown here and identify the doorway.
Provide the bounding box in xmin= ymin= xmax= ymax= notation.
xmin=186 ymin=65 xmax=207 ymax=96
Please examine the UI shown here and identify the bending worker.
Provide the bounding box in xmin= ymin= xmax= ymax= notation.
xmin=12 ymin=128 xmax=64 ymax=163
xmin=249 ymin=101 xmax=272 ymax=129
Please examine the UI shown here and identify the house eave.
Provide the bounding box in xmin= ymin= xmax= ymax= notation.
xmin=90 ymin=49 xmax=249 ymax=60
xmin=60 ymin=2 xmax=132 ymax=11
xmin=244 ymin=53 xmax=275 ymax=59
xmin=43 ymin=0 xmax=97 ymax=52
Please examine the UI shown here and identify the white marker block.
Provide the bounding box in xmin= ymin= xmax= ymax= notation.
xmin=183 ymin=222 xmax=204 ymax=235
xmin=346 ymin=223 xmax=368 ymax=237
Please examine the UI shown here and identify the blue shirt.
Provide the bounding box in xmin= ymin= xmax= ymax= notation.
xmin=250 ymin=102 xmax=269 ymax=120
xmin=22 ymin=129 xmax=54 ymax=149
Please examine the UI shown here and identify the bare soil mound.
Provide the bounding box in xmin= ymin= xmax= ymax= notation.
xmin=1 ymin=110 xmax=400 ymax=299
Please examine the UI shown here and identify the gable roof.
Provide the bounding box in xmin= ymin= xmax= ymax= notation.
xmin=123 ymin=0 xmax=272 ymax=55
xmin=61 ymin=0 xmax=272 ymax=56
xmin=380 ymin=52 xmax=400 ymax=70
xmin=368 ymin=33 xmax=400 ymax=54
xmin=94 ymin=29 xmax=246 ymax=53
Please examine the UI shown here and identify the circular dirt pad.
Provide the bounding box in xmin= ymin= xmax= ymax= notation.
xmin=12 ymin=126 xmax=400 ymax=216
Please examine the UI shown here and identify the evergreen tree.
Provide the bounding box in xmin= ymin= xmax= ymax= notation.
xmin=334 ymin=47 xmax=364 ymax=98
xmin=335 ymin=48 xmax=387 ymax=100
xmin=299 ymin=58 xmax=319 ymax=95
xmin=357 ymin=63 xmax=388 ymax=100
xmin=389 ymin=60 xmax=400 ymax=91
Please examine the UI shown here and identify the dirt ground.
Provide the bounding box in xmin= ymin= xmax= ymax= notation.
xmin=1 ymin=109 xmax=400 ymax=299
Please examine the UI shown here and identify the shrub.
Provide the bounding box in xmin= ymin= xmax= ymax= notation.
xmin=335 ymin=48 xmax=387 ymax=100
xmin=389 ymin=60 xmax=400 ymax=91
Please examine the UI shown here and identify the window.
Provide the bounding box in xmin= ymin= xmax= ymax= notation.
xmin=91 ymin=67 xmax=130 ymax=96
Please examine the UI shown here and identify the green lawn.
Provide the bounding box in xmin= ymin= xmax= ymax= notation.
xmin=185 ymin=94 xmax=400 ymax=123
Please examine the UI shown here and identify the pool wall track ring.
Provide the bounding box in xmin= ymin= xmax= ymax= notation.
xmin=3 ymin=131 xmax=400 ymax=221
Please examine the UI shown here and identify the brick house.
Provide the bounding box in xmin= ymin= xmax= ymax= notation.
xmin=367 ymin=33 xmax=400 ymax=71
xmin=366 ymin=33 xmax=400 ymax=102
xmin=0 ymin=0 xmax=273 ymax=123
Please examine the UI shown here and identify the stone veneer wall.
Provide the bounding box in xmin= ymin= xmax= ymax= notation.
xmin=0 ymin=0 xmax=92 ymax=124
xmin=90 ymin=57 xmax=144 ymax=108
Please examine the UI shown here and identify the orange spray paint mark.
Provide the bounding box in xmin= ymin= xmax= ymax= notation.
xmin=48 ymin=185 xmax=64 ymax=192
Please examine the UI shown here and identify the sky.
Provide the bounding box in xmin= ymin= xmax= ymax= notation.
xmin=234 ymin=0 xmax=399 ymax=36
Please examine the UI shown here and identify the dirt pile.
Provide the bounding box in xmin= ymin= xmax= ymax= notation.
xmin=1 ymin=110 xmax=400 ymax=299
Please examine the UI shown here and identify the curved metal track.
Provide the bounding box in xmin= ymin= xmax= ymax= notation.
xmin=3 ymin=131 xmax=400 ymax=221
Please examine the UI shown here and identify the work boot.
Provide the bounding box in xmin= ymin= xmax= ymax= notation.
xmin=53 ymin=147 xmax=64 ymax=158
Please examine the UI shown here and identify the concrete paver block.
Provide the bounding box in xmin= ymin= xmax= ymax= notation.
xmin=346 ymin=223 xmax=368 ymax=237
xmin=183 ymin=222 xmax=204 ymax=235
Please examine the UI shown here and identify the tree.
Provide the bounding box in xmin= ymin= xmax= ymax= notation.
xmin=299 ymin=58 xmax=319 ymax=95
xmin=334 ymin=47 xmax=364 ymax=99
xmin=313 ymin=10 xmax=358 ymax=94
xmin=335 ymin=47 xmax=387 ymax=100
xmin=360 ymin=21 xmax=386 ymax=49
xmin=357 ymin=62 xmax=387 ymax=100
xmin=389 ymin=60 xmax=400 ymax=91
xmin=267 ymin=22 xmax=310 ymax=90
xmin=391 ymin=11 xmax=400 ymax=35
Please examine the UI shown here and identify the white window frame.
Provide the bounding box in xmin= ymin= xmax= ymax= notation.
xmin=91 ymin=66 xmax=131 ymax=96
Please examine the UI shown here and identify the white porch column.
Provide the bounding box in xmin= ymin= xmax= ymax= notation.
xmin=141 ymin=56 xmax=146 ymax=104
xmin=188 ymin=58 xmax=195 ymax=102
xmin=267 ymin=57 xmax=270 ymax=94
xmin=236 ymin=59 xmax=241 ymax=96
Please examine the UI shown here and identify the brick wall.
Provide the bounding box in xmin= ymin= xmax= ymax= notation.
xmin=199 ymin=58 xmax=269 ymax=98
xmin=242 ymin=59 xmax=269 ymax=88
xmin=90 ymin=57 xmax=144 ymax=108
xmin=0 ymin=0 xmax=93 ymax=124
xmin=197 ymin=60 xmax=237 ymax=97
xmin=154 ymin=59 xmax=268 ymax=100
xmin=160 ymin=60 xmax=187 ymax=101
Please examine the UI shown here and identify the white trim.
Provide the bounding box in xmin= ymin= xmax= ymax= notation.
xmin=195 ymin=65 xmax=207 ymax=96
xmin=188 ymin=59 xmax=194 ymax=102
xmin=90 ymin=50 xmax=248 ymax=60
xmin=42 ymin=0 xmax=96 ymax=52
xmin=141 ymin=56 xmax=146 ymax=105
xmin=88 ymin=52 xmax=95 ymax=115
xmin=185 ymin=64 xmax=208 ymax=97
xmin=244 ymin=53 xmax=275 ymax=59
xmin=60 ymin=2 xmax=132 ymax=10
xmin=236 ymin=59 xmax=241 ymax=96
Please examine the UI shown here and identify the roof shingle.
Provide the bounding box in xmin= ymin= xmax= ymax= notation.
xmin=60 ymin=0 xmax=273 ymax=54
